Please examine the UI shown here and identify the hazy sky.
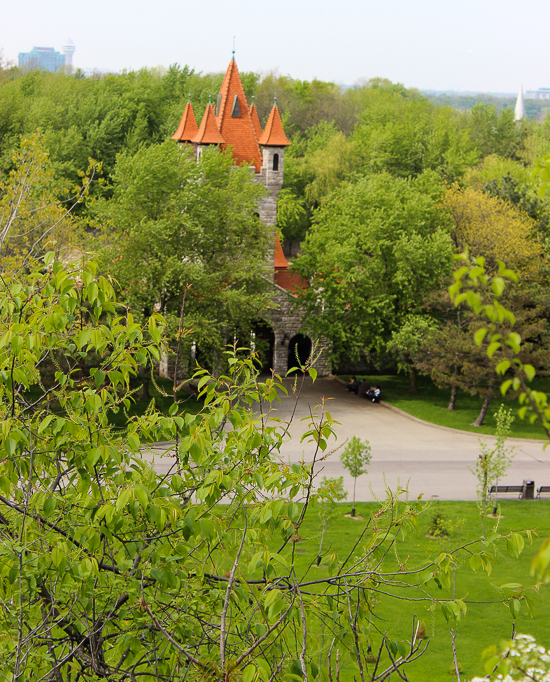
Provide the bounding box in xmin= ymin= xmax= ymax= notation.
xmin=3 ymin=0 xmax=549 ymax=93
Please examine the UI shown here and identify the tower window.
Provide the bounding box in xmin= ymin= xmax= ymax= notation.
xmin=273 ymin=153 xmax=279 ymax=171
xmin=231 ymin=95 xmax=241 ymax=118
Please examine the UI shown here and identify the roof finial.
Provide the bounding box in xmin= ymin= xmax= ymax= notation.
xmin=274 ymin=93 xmax=277 ymax=107
xmin=232 ymin=36 xmax=235 ymax=61
xmin=188 ymin=92 xmax=191 ymax=103
xmin=208 ymin=93 xmax=212 ymax=105
xmin=252 ymin=94 xmax=255 ymax=105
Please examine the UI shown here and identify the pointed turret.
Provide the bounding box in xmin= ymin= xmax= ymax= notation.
xmin=249 ymin=96 xmax=263 ymax=142
xmin=214 ymin=59 xmax=263 ymax=171
xmin=192 ymin=102 xmax=225 ymax=146
xmin=172 ymin=98 xmax=199 ymax=143
xmin=259 ymin=103 xmax=291 ymax=147
xmin=515 ymin=86 xmax=526 ymax=121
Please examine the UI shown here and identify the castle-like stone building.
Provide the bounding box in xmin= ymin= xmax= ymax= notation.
xmin=169 ymin=58 xmax=330 ymax=378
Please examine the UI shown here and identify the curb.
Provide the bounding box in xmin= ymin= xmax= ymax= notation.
xmin=332 ymin=377 xmax=545 ymax=445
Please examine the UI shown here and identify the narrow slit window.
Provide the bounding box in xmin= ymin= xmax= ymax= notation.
xmin=231 ymin=95 xmax=241 ymax=118
xmin=273 ymin=153 xmax=279 ymax=171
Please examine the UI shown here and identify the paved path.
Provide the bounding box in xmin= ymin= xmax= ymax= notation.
xmin=144 ymin=377 xmax=550 ymax=502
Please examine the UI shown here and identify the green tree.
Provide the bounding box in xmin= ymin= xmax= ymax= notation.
xmin=316 ymin=476 xmax=347 ymax=565
xmin=294 ymin=171 xmax=454 ymax=362
xmin=388 ymin=314 xmax=438 ymax=394
xmin=95 ymin=142 xmax=269 ymax=373
xmin=472 ymin=405 xmax=516 ymax=528
xmin=0 ymin=249 xmax=538 ymax=681
xmin=340 ymin=436 xmax=372 ymax=517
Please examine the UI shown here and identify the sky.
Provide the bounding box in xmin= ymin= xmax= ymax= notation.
xmin=3 ymin=0 xmax=549 ymax=93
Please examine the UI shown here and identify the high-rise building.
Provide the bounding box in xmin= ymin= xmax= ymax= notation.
xmin=62 ymin=40 xmax=75 ymax=69
xmin=18 ymin=46 xmax=67 ymax=72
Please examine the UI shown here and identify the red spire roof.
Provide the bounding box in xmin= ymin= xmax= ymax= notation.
xmin=171 ymin=101 xmax=199 ymax=142
xmin=259 ymin=105 xmax=291 ymax=147
xmin=192 ymin=103 xmax=225 ymax=145
xmin=215 ymin=60 xmax=263 ymax=172
xmin=249 ymin=102 xmax=263 ymax=142
xmin=274 ymin=233 xmax=289 ymax=269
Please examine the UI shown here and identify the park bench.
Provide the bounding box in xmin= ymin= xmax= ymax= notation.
xmin=489 ymin=481 xmax=535 ymax=500
xmin=537 ymin=485 xmax=550 ymax=498
xmin=489 ymin=485 xmax=524 ymax=499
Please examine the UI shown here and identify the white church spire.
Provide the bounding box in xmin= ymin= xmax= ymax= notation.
xmin=514 ymin=85 xmax=525 ymax=121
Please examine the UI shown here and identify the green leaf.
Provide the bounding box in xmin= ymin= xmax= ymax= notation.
xmin=509 ymin=598 xmax=521 ymax=619
xmin=523 ymin=364 xmax=536 ymax=382
xmin=487 ymin=341 xmax=501 ymax=358
xmin=308 ymin=367 xmax=317 ymax=382
xmin=135 ymin=486 xmax=149 ymax=510
xmin=474 ymin=328 xmax=487 ymax=347
xmin=507 ymin=533 xmax=525 ymax=559
xmin=43 ymin=497 xmax=57 ymax=518
xmin=94 ymin=369 xmax=106 ymax=388
xmin=243 ymin=665 xmax=257 ymax=682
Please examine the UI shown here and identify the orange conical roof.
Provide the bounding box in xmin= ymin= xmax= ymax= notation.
xmin=259 ymin=105 xmax=291 ymax=147
xmin=171 ymin=101 xmax=199 ymax=142
xmin=192 ymin=103 xmax=225 ymax=145
xmin=249 ymin=101 xmax=263 ymax=141
xmin=215 ymin=60 xmax=263 ymax=171
xmin=274 ymin=233 xmax=289 ymax=269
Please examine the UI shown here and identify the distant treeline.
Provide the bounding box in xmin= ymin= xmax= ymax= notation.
xmin=425 ymin=91 xmax=550 ymax=119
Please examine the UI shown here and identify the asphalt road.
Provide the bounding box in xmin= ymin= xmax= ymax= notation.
xmin=143 ymin=376 xmax=550 ymax=502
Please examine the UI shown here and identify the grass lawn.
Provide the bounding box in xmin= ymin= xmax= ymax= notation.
xmin=284 ymin=500 xmax=550 ymax=681
xmin=340 ymin=374 xmax=550 ymax=440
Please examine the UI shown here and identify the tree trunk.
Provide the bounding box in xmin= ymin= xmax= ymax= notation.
xmin=447 ymin=365 xmax=458 ymax=411
xmin=471 ymin=379 xmax=495 ymax=427
xmin=351 ymin=477 xmax=357 ymax=517
xmin=408 ymin=366 xmax=418 ymax=394
xmin=447 ymin=384 xmax=458 ymax=411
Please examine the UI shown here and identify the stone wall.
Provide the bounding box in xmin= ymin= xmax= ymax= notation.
xmin=267 ymin=285 xmax=331 ymax=377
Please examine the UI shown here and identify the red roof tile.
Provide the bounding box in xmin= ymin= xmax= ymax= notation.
xmin=192 ymin=104 xmax=225 ymax=145
xmin=275 ymin=269 xmax=309 ymax=293
xmin=171 ymin=102 xmax=199 ymax=142
xmin=259 ymin=105 xmax=291 ymax=147
xmin=215 ymin=60 xmax=263 ymax=172
xmin=249 ymin=103 xmax=263 ymax=141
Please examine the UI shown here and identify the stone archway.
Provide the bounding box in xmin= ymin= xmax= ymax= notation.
xmin=287 ymin=333 xmax=312 ymax=373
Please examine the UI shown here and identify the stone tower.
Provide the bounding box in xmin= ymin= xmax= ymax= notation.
xmin=169 ymin=58 xmax=331 ymax=378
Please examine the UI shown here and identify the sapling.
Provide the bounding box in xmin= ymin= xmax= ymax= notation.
xmin=317 ymin=476 xmax=347 ymax=565
xmin=341 ymin=436 xmax=372 ymax=517
xmin=472 ymin=404 xmax=515 ymax=536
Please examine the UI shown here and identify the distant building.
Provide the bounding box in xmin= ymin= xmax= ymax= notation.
xmin=62 ymin=40 xmax=75 ymax=69
xmin=18 ymin=45 xmax=74 ymax=72
xmin=515 ymin=86 xmax=525 ymax=121
xmin=525 ymin=88 xmax=550 ymax=100
xmin=167 ymin=58 xmax=331 ymax=378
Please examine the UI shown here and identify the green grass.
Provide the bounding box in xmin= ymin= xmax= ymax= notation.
xmin=285 ymin=500 xmax=550 ymax=681
xmin=341 ymin=374 xmax=550 ymax=439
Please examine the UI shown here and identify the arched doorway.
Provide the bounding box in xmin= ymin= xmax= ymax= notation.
xmin=253 ymin=321 xmax=275 ymax=374
xmin=287 ymin=334 xmax=312 ymax=373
